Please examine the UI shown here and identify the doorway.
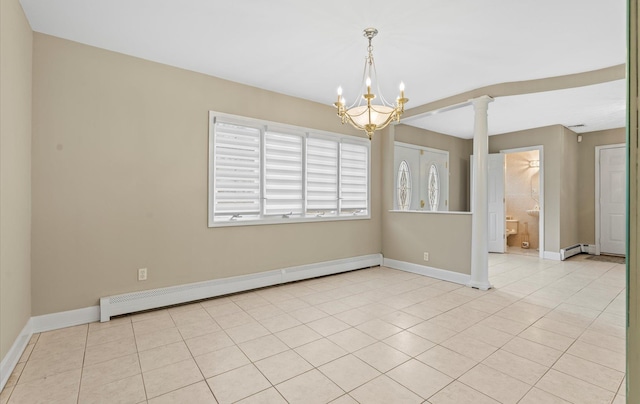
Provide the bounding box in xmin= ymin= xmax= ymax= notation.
xmin=489 ymin=146 xmax=544 ymax=258
xmin=503 ymin=148 xmax=542 ymax=257
xmin=472 ymin=145 xmax=544 ymax=258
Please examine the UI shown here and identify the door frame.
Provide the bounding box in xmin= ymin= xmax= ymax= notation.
xmin=595 ymin=143 xmax=626 ymax=256
xmin=487 ymin=153 xmax=506 ymax=253
xmin=500 ymin=145 xmax=545 ymax=259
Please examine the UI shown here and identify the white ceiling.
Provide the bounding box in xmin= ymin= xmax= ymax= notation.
xmin=19 ymin=0 xmax=627 ymax=137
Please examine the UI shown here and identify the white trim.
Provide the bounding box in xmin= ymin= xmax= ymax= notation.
xmin=281 ymin=254 xmax=382 ymax=283
xmin=31 ymin=306 xmax=100 ymax=333
xmin=500 ymin=145 xmax=545 ymax=259
xmin=382 ymin=258 xmax=471 ymax=285
xmin=388 ymin=210 xmax=471 ymax=215
xmin=208 ymin=111 xmax=215 ymax=227
xmin=0 ymin=320 xmax=32 ymax=392
xmin=467 ymin=280 xmax=493 ymax=290
xmin=206 ymin=214 xmax=371 ymax=228
xmin=101 ymin=254 xmax=382 ymax=322
xmin=402 ymin=99 xmax=473 ymax=122
xmin=543 ymin=251 xmax=562 ymax=260
xmin=595 ymin=143 xmax=626 ymax=256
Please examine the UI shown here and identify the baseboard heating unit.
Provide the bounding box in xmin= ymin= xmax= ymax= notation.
xmin=560 ymin=244 xmax=595 ymax=260
xmin=100 ymin=254 xmax=382 ymax=322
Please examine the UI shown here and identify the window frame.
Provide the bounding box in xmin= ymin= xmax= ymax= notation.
xmin=208 ymin=111 xmax=371 ymax=227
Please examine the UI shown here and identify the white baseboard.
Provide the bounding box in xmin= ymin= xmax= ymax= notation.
xmin=1 ymin=254 xmax=383 ymax=387
xmin=31 ymin=306 xmax=100 ymax=333
xmin=467 ymin=280 xmax=493 ymax=290
xmin=0 ymin=320 xmax=32 ymax=392
xmin=281 ymin=254 xmax=383 ymax=283
xmin=100 ymin=254 xmax=383 ymax=321
xmin=582 ymin=244 xmax=597 ymax=255
xmin=544 ymin=251 xmax=562 ymax=261
xmin=382 ymin=258 xmax=471 ymax=286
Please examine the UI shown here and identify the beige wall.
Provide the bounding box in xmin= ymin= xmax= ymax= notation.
xmin=489 ymin=125 xmax=564 ymax=253
xmin=0 ymin=0 xmax=32 ymax=359
xmin=383 ymin=212 xmax=472 ymax=272
xmin=394 ymin=125 xmax=473 ymax=212
xmin=577 ymin=128 xmax=626 ymax=244
xmin=382 ymin=126 xmax=471 ymax=275
xmin=31 ymin=34 xmax=382 ymax=315
xmin=560 ymin=127 xmax=580 ymax=249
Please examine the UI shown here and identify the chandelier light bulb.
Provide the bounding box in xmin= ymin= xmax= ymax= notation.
xmin=366 ymin=77 xmax=372 ymax=87
xmin=337 ymin=86 xmax=343 ymax=96
xmin=399 ymin=81 xmax=405 ymax=92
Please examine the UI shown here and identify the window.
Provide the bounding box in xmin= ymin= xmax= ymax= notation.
xmin=209 ymin=112 xmax=370 ymax=226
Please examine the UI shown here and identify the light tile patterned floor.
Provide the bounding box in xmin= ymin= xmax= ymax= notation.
xmin=1 ymin=253 xmax=626 ymax=403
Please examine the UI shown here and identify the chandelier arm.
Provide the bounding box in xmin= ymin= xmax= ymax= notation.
xmin=348 ymin=55 xmax=370 ymax=109
xmin=370 ymin=56 xmax=394 ymax=107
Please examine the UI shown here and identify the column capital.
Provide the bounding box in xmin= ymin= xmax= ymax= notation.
xmin=470 ymin=95 xmax=494 ymax=109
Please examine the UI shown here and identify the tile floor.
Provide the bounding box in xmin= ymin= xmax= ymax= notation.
xmin=0 ymin=253 xmax=626 ymax=404
xmin=506 ymin=246 xmax=540 ymax=258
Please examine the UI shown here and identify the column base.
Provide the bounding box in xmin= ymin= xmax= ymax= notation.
xmin=467 ymin=280 xmax=493 ymax=291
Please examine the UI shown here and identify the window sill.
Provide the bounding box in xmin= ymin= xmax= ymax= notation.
xmin=388 ymin=210 xmax=471 ymax=215
xmin=209 ymin=214 xmax=371 ymax=228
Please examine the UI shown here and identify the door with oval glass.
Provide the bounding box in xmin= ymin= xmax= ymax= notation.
xmin=419 ymin=149 xmax=449 ymax=211
xmin=394 ymin=142 xmax=449 ymax=211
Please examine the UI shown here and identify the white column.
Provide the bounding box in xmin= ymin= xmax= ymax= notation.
xmin=469 ymin=95 xmax=493 ymax=290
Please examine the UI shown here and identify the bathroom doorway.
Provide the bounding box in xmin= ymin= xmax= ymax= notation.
xmin=502 ymin=147 xmax=543 ymax=258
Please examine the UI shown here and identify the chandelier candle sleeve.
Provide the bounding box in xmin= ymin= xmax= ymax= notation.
xmin=334 ymin=28 xmax=408 ymax=140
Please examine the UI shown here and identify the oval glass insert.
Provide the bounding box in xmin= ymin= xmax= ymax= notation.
xmin=428 ymin=163 xmax=439 ymax=211
xmin=397 ymin=160 xmax=412 ymax=210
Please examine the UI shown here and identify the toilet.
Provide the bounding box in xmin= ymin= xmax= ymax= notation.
xmin=506 ymin=217 xmax=519 ymax=237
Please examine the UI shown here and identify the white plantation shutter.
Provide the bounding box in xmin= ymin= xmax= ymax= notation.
xmin=306 ymin=137 xmax=339 ymax=215
xmin=212 ymin=121 xmax=261 ymax=220
xmin=264 ymin=130 xmax=304 ymax=216
xmin=209 ymin=112 xmax=369 ymax=226
xmin=340 ymin=142 xmax=369 ymax=215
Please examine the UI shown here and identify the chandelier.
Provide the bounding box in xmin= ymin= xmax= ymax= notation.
xmin=334 ymin=28 xmax=408 ymax=140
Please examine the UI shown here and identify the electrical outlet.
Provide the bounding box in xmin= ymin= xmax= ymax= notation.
xmin=138 ymin=268 xmax=147 ymax=281
xmin=423 ymin=252 xmax=429 ymax=261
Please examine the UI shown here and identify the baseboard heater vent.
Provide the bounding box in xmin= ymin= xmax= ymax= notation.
xmin=560 ymin=244 xmax=596 ymax=260
xmin=100 ymin=253 xmax=382 ymax=322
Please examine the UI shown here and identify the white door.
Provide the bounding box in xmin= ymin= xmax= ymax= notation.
xmin=471 ymin=154 xmax=506 ymax=253
xmin=599 ymin=146 xmax=626 ymax=255
xmin=420 ymin=150 xmax=449 ymax=211
xmin=394 ymin=146 xmax=420 ymax=210
xmin=488 ymin=153 xmax=506 ymax=253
